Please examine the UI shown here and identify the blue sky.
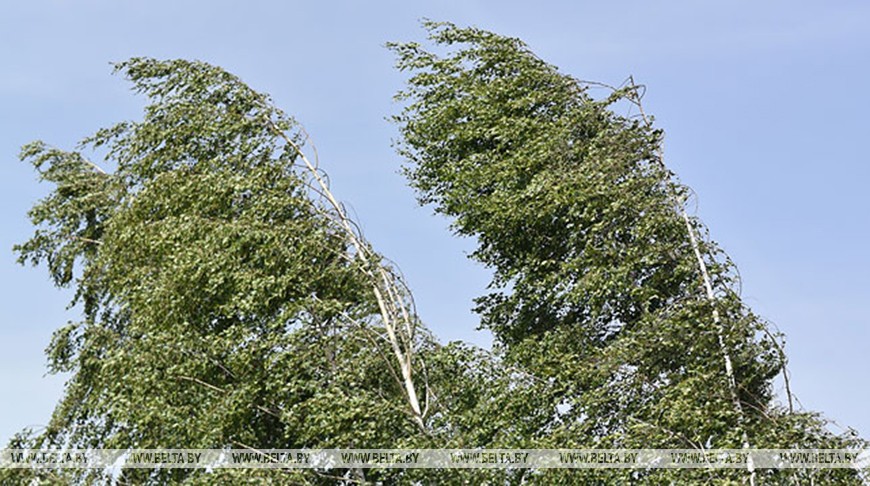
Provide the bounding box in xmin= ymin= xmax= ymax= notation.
xmin=1 ymin=1 xmax=868 ymax=445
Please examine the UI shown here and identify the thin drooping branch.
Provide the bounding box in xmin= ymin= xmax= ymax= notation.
xmin=760 ymin=324 xmax=795 ymax=414
xmin=72 ymin=236 xmax=103 ymax=246
xmin=176 ymin=375 xmax=282 ymax=420
xmin=254 ymin=109 xmax=427 ymax=432
xmin=83 ymin=158 xmax=108 ymax=175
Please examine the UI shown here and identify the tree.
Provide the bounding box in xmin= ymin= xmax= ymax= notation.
xmin=390 ymin=21 xmax=865 ymax=484
xmin=5 ymin=58 xmax=540 ymax=485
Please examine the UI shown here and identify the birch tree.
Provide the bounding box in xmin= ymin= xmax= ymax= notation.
xmin=390 ymin=21 xmax=865 ymax=484
xmin=4 ymin=58 xmax=527 ymax=485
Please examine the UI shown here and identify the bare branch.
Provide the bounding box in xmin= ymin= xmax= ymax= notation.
xmin=72 ymin=236 xmax=102 ymax=246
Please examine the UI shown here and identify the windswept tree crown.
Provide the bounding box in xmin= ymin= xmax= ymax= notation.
xmin=390 ymin=20 xmax=865 ymax=484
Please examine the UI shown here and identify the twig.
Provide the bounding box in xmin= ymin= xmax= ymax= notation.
xmin=759 ymin=325 xmax=794 ymax=414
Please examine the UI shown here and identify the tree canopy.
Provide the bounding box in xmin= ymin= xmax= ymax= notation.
xmin=5 ymin=58 xmax=532 ymax=484
xmin=4 ymin=23 xmax=865 ymax=485
xmin=390 ymin=21 xmax=865 ymax=484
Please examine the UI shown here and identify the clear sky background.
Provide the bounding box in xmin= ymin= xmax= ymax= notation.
xmin=1 ymin=1 xmax=868 ymax=445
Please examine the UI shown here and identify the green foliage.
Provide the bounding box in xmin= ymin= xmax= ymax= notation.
xmin=5 ymin=25 xmax=865 ymax=485
xmin=5 ymin=55 xmax=564 ymax=485
xmin=7 ymin=59 xmax=421 ymax=484
xmin=391 ymin=21 xmax=866 ymax=483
